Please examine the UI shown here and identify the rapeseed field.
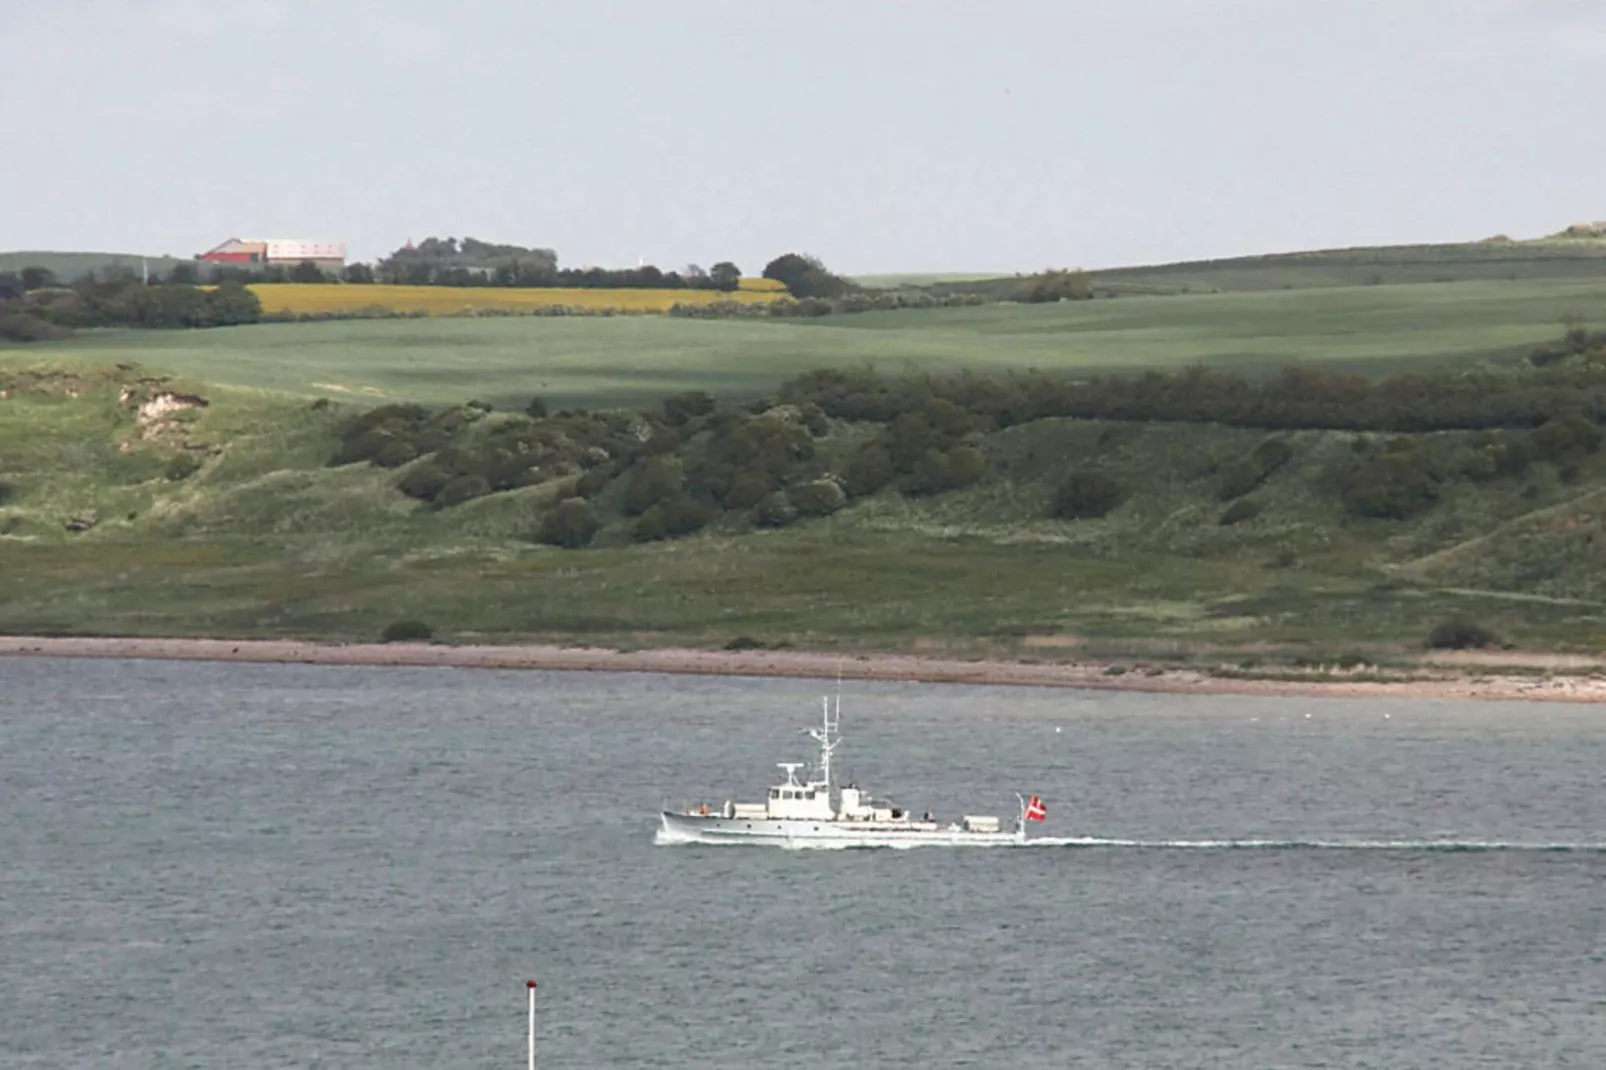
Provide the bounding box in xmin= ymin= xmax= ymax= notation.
xmin=249 ymin=282 xmax=785 ymax=316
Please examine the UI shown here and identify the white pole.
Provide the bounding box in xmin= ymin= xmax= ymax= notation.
xmin=526 ymin=979 xmax=537 ymax=1070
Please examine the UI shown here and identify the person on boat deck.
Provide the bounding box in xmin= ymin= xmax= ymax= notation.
xmin=923 ymin=809 xmax=933 ymax=823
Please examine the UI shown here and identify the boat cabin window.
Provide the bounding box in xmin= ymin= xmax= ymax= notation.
xmin=768 ymin=789 xmax=779 ymax=799
xmin=805 ymin=791 xmax=815 ymax=799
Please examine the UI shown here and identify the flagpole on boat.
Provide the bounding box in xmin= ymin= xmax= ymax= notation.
xmin=526 ymin=979 xmax=537 ymax=1070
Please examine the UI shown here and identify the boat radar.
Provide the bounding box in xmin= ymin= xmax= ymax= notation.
xmin=656 ymin=693 xmax=1043 ymax=848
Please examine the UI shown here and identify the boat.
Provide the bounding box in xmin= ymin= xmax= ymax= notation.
xmin=655 ymin=692 xmax=1045 ymax=848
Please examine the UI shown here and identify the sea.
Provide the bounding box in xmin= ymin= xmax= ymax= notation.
xmin=3 ymin=655 xmax=1604 ymax=1069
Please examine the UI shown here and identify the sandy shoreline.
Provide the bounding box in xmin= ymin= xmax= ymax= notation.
xmin=3 ymin=634 xmax=1606 ymax=703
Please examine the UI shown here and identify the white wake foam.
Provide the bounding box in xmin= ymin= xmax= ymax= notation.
xmin=1021 ymin=836 xmax=1606 ymax=852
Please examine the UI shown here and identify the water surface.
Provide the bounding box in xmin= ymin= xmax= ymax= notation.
xmin=3 ymin=657 xmax=1603 ymax=1068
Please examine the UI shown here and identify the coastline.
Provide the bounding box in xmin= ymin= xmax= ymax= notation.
xmin=3 ymin=634 xmax=1605 ymax=703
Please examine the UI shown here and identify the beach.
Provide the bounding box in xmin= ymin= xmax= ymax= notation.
xmin=3 ymin=635 xmax=1605 ymax=704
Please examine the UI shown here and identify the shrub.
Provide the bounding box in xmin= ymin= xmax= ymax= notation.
xmin=1252 ymin=437 xmax=1295 ymax=472
xmin=1051 ymin=471 xmax=1123 ymax=519
xmin=842 ymin=444 xmax=895 ymax=497
xmin=904 ymin=445 xmax=985 ymax=497
xmin=0 ymin=481 xmax=14 ymax=504
xmin=163 ymin=453 xmax=202 ymax=481
xmin=723 ymin=470 xmax=774 ymax=510
xmin=790 ymin=479 xmax=847 ymax=517
xmin=799 ymin=402 xmax=829 ymax=437
xmin=1426 ymin=619 xmax=1501 ymax=650
xmin=662 ymin=390 xmax=717 ymax=426
xmin=723 ymin=635 xmax=768 ymax=651
xmin=623 ymin=456 xmax=683 ymax=516
xmin=1531 ymin=413 xmax=1602 ymax=463
xmin=632 ymin=496 xmax=714 ymax=542
xmin=1017 ymin=268 xmax=1093 ymax=303
xmin=1218 ymin=437 xmax=1294 ymax=500
xmin=1341 ymin=447 xmax=1439 ymax=519
xmin=753 ymin=490 xmax=798 ymax=528
xmin=381 ymin=619 xmax=433 ymax=642
xmin=397 ymin=462 xmax=452 ymax=501
xmin=526 ymin=396 xmax=548 ymax=419
xmin=575 ymin=465 xmax=614 ymax=499
xmin=373 ymin=439 xmax=419 ymax=468
xmin=437 ymin=473 xmax=491 ymax=508
xmin=536 ymin=499 xmax=599 ymax=549
xmin=0 ymin=311 xmax=72 ymax=342
xmin=1215 ymin=457 xmax=1264 ymax=501
xmin=1219 ymin=498 xmax=1262 ymax=526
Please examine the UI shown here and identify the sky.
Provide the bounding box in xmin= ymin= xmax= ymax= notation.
xmin=3 ymin=0 xmax=1604 ymax=275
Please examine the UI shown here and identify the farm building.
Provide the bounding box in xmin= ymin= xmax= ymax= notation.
xmin=198 ymin=238 xmax=347 ymax=270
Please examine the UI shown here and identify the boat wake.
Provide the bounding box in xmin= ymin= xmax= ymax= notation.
xmin=1025 ymin=836 xmax=1606 ymax=853
xmin=653 ymin=829 xmax=1606 ymax=852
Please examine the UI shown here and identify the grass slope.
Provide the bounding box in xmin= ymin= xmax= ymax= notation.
xmin=20 ymin=278 xmax=1605 ymax=410
xmin=0 ymin=250 xmax=193 ymax=281
xmin=5 ymin=355 xmax=1606 ymax=659
xmin=932 ymin=240 xmax=1606 ymax=299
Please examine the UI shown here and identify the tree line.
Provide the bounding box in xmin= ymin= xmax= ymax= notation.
xmin=777 ymin=353 xmax=1606 ymax=436
xmin=0 ymin=271 xmax=260 ymax=340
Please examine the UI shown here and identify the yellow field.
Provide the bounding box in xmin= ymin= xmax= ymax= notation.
xmin=737 ymin=277 xmax=787 ymax=292
xmin=249 ymin=282 xmax=786 ymax=316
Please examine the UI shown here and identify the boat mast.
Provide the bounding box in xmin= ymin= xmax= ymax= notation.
xmin=811 ymin=694 xmax=839 ymax=791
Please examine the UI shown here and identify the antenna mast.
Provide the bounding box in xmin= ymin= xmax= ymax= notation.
xmin=811 ymin=694 xmax=839 ymax=791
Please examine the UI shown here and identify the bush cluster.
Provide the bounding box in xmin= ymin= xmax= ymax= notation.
xmin=1216 ymin=437 xmax=1295 ymax=501
xmin=536 ymin=499 xmax=600 ymax=549
xmin=1341 ymin=440 xmax=1442 ymax=519
xmin=666 ymin=291 xmax=987 ymax=320
xmin=778 ymin=363 xmax=1606 ymax=436
xmin=1051 ymin=471 xmax=1124 ymax=519
xmin=0 ymin=278 xmax=262 ymax=339
xmin=1426 ymin=619 xmax=1501 ymax=650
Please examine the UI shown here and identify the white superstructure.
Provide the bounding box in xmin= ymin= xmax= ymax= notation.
xmin=656 ymin=693 xmax=1044 ymax=848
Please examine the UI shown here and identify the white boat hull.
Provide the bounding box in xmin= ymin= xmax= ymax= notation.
xmin=658 ymin=811 xmax=1026 ymax=848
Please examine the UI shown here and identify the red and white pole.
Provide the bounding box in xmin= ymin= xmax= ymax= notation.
xmin=526 ymin=979 xmax=537 ymax=1070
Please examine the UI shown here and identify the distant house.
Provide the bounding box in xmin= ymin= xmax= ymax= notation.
xmin=198 ymin=238 xmax=347 ymax=270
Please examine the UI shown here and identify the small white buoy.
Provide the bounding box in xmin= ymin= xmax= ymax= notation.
xmin=1304 ymin=713 xmax=1312 ymax=719
xmin=1383 ymin=713 xmax=1391 ymax=720
xmin=527 ymin=979 xmax=537 ymax=1070
xmin=1055 ymin=726 xmax=1061 ymax=734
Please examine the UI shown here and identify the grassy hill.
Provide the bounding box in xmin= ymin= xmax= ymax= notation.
xmin=25 ymin=277 xmax=1606 ymax=411
xmin=5 ymin=341 xmax=1606 ymax=663
xmin=7 ymin=255 xmax=1606 ymax=665
xmin=929 ymin=240 xmax=1606 ymax=300
xmin=0 ymin=250 xmax=194 ymax=281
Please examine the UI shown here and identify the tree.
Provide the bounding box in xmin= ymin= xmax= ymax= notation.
xmin=20 ymin=266 xmax=57 ymax=291
xmin=289 ymin=260 xmax=327 ymax=284
xmin=1051 ymin=471 xmax=1123 ymax=519
xmin=1017 ymin=269 xmax=1092 ymax=303
xmin=206 ymin=282 xmax=262 ymax=326
xmin=537 ymin=499 xmax=600 ymax=549
xmin=709 ymin=262 xmax=742 ymax=292
xmin=342 ymin=262 xmax=376 ymax=284
xmin=761 ymin=253 xmax=854 ymax=299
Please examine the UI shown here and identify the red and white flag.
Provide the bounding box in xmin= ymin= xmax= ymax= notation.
xmin=1025 ymin=794 xmax=1047 ymax=822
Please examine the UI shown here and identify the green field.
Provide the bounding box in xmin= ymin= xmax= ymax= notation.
xmin=7 ymin=259 xmax=1606 ymax=664
xmin=25 ymin=277 xmax=1606 ymax=410
xmin=0 ymin=250 xmax=193 ymax=281
xmin=930 ymin=239 xmax=1606 ymax=299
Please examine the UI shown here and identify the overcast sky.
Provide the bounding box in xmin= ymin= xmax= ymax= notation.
xmin=3 ymin=1 xmax=1603 ymax=274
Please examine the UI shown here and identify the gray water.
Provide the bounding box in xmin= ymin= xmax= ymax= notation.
xmin=3 ymin=657 xmax=1604 ymax=1069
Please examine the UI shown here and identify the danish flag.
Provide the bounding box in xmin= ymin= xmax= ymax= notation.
xmin=1025 ymin=794 xmax=1047 ymax=822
